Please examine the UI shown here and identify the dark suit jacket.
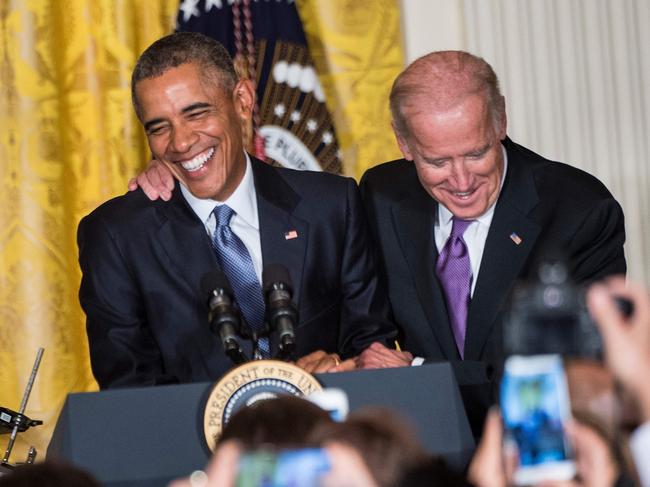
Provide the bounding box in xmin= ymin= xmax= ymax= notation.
xmin=78 ymin=157 xmax=395 ymax=389
xmin=360 ymin=138 xmax=626 ymax=435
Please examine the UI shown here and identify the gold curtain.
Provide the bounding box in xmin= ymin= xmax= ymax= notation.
xmin=296 ymin=0 xmax=404 ymax=178
xmin=0 ymin=0 xmax=177 ymax=460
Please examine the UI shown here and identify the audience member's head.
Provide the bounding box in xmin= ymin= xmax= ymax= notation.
xmin=307 ymin=407 xmax=428 ymax=487
xmin=0 ymin=461 xmax=99 ymax=487
xmin=319 ymin=442 xmax=379 ymax=487
xmin=217 ymin=395 xmax=333 ymax=449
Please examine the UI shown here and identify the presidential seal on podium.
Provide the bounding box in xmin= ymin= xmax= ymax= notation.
xmin=203 ymin=360 xmax=322 ymax=451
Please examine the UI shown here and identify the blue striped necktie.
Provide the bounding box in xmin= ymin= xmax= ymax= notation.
xmin=211 ymin=205 xmax=270 ymax=358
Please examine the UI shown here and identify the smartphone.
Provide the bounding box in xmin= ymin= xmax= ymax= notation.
xmin=500 ymin=354 xmax=576 ymax=485
xmin=236 ymin=448 xmax=331 ymax=487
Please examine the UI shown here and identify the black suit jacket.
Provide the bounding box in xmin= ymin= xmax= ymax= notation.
xmin=360 ymin=138 xmax=626 ymax=435
xmin=78 ymin=157 xmax=395 ymax=389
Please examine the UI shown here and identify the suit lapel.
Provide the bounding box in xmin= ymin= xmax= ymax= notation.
xmin=393 ymin=184 xmax=460 ymax=359
xmin=251 ymin=159 xmax=308 ymax=304
xmin=464 ymin=140 xmax=542 ymax=360
xmin=156 ymin=184 xmax=218 ymax=297
xmin=155 ymin=159 xmax=305 ymax=363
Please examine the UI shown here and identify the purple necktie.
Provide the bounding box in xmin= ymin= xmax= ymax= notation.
xmin=436 ymin=217 xmax=473 ymax=359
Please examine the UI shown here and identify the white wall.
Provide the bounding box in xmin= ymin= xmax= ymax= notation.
xmin=400 ymin=0 xmax=650 ymax=285
xmin=400 ymin=0 xmax=465 ymax=59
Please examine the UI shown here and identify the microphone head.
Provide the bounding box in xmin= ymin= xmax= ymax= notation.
xmin=262 ymin=263 xmax=293 ymax=293
xmin=200 ymin=269 xmax=233 ymax=297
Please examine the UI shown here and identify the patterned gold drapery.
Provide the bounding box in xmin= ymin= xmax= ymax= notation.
xmin=0 ymin=0 xmax=177 ymax=460
xmin=297 ymin=0 xmax=404 ymax=178
xmin=0 ymin=0 xmax=402 ymax=459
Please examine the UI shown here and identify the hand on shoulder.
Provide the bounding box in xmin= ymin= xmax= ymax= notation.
xmin=128 ymin=159 xmax=175 ymax=201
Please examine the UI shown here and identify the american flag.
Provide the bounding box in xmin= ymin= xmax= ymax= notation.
xmin=510 ymin=232 xmax=522 ymax=245
xmin=177 ymin=0 xmax=341 ymax=174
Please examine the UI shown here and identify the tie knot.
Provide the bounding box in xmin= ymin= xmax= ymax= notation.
xmin=213 ymin=205 xmax=235 ymax=227
xmin=450 ymin=217 xmax=472 ymax=239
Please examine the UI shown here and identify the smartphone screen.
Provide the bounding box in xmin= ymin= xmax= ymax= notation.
xmin=236 ymin=448 xmax=331 ymax=487
xmin=500 ymin=354 xmax=576 ymax=485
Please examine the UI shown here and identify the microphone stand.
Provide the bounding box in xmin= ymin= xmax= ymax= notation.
xmin=225 ymin=342 xmax=247 ymax=365
xmin=2 ymin=348 xmax=44 ymax=470
xmin=247 ymin=326 xmax=276 ymax=361
xmin=274 ymin=333 xmax=296 ymax=362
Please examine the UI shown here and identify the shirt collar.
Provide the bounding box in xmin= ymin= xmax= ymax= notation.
xmin=437 ymin=144 xmax=509 ymax=226
xmin=180 ymin=152 xmax=258 ymax=229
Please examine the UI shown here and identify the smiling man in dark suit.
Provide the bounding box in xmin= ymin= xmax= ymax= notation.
xmin=78 ymin=32 xmax=395 ymax=389
xmin=356 ymin=51 xmax=626 ymax=435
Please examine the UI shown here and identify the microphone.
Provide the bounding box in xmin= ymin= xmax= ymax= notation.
xmin=201 ymin=270 xmax=247 ymax=364
xmin=263 ymin=264 xmax=298 ymax=356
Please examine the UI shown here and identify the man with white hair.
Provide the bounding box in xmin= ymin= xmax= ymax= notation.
xmin=356 ymin=51 xmax=626 ymax=435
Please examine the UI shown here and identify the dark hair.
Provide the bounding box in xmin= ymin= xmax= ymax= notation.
xmin=131 ymin=31 xmax=237 ymax=118
xmin=308 ymin=408 xmax=428 ymax=487
xmin=217 ymin=395 xmax=333 ymax=450
xmin=398 ymin=456 xmax=472 ymax=487
xmin=0 ymin=461 xmax=100 ymax=487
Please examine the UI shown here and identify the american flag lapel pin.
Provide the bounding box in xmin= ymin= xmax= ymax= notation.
xmin=284 ymin=230 xmax=298 ymax=240
xmin=510 ymin=232 xmax=522 ymax=245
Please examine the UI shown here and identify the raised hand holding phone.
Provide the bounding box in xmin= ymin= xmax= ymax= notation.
xmin=500 ymin=354 xmax=576 ymax=485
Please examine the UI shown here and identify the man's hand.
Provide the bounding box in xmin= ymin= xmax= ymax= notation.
xmin=128 ymin=159 xmax=175 ymax=201
xmin=587 ymin=276 xmax=650 ymax=420
xmin=355 ymin=342 xmax=413 ymax=369
xmin=469 ymin=412 xmax=618 ymax=487
xmin=295 ymin=350 xmax=355 ymax=374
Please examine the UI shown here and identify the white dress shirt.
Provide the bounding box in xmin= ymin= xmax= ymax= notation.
xmin=180 ymin=153 xmax=263 ymax=283
xmin=434 ymin=146 xmax=508 ymax=296
xmin=412 ymin=146 xmax=508 ymax=366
